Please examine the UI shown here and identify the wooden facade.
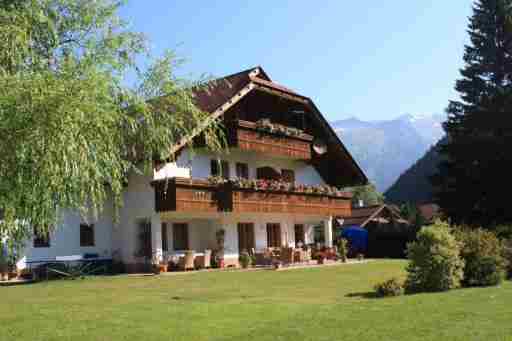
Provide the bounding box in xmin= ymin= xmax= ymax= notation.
xmin=228 ymin=120 xmax=313 ymax=160
xmin=153 ymin=178 xmax=351 ymax=216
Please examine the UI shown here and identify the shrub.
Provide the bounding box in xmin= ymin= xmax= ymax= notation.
xmin=374 ymin=278 xmax=404 ymax=297
xmin=503 ymin=239 xmax=512 ymax=279
xmin=455 ymin=228 xmax=506 ymax=287
xmin=405 ymin=220 xmax=464 ymax=293
xmin=239 ymin=251 xmax=252 ymax=269
xmin=338 ymin=238 xmax=348 ymax=262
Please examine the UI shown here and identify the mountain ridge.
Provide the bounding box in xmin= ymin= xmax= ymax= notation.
xmin=332 ymin=113 xmax=445 ymax=192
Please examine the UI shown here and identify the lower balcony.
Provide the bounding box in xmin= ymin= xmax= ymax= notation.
xmin=152 ymin=178 xmax=352 ymax=216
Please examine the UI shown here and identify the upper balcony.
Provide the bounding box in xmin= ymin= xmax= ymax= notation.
xmin=152 ymin=177 xmax=352 ymax=217
xmin=227 ymin=119 xmax=313 ymax=160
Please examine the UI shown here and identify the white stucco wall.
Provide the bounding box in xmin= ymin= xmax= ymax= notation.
xmin=113 ymin=170 xmax=161 ymax=264
xmin=173 ymin=148 xmax=325 ymax=186
xmin=17 ymin=200 xmax=114 ymax=269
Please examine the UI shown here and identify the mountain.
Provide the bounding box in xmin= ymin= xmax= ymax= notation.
xmin=384 ymin=138 xmax=446 ymax=204
xmin=332 ymin=114 xmax=444 ymax=192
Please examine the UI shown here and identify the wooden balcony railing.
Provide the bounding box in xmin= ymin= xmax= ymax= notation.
xmin=153 ymin=178 xmax=351 ymax=216
xmin=228 ymin=120 xmax=313 ymax=160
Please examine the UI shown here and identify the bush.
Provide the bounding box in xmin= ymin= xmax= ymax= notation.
xmin=405 ymin=220 xmax=464 ymax=293
xmin=503 ymin=239 xmax=512 ymax=279
xmin=374 ymin=278 xmax=404 ymax=297
xmin=338 ymin=238 xmax=348 ymax=262
xmin=455 ymin=228 xmax=506 ymax=287
xmin=239 ymin=251 xmax=252 ymax=269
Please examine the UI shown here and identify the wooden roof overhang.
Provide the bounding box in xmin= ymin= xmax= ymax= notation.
xmin=170 ymin=66 xmax=368 ymax=188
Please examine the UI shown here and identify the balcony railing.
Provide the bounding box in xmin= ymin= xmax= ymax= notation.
xmin=153 ymin=178 xmax=352 ymax=216
xmin=228 ymin=120 xmax=313 ymax=160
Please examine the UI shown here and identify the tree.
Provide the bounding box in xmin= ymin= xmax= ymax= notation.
xmin=434 ymin=0 xmax=512 ymax=226
xmin=0 ymin=1 xmax=224 ymax=241
xmin=350 ymin=184 xmax=385 ymax=207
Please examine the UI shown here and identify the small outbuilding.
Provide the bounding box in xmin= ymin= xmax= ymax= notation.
xmin=336 ymin=204 xmax=412 ymax=258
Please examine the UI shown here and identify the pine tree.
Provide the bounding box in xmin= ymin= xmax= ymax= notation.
xmin=434 ymin=0 xmax=512 ymax=226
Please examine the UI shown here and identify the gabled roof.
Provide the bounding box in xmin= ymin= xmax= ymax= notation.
xmin=173 ymin=66 xmax=368 ymax=187
xmin=338 ymin=204 xmax=409 ymax=227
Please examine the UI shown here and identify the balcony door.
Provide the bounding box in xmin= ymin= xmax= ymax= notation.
xmin=237 ymin=223 xmax=255 ymax=253
xmin=294 ymin=224 xmax=305 ymax=246
xmin=266 ymin=223 xmax=281 ymax=248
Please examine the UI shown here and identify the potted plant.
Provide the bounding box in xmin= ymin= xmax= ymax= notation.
xmin=239 ymin=251 xmax=252 ymax=269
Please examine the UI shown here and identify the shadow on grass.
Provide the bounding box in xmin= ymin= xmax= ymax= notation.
xmin=345 ymin=291 xmax=379 ymax=299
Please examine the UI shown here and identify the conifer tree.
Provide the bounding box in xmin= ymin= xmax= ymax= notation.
xmin=435 ymin=0 xmax=512 ymax=225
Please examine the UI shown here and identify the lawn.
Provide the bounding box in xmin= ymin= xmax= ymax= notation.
xmin=1 ymin=260 xmax=511 ymax=341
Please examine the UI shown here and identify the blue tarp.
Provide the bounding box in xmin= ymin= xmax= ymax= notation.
xmin=340 ymin=226 xmax=368 ymax=253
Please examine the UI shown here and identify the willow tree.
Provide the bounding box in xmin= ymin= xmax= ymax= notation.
xmin=0 ymin=0 xmax=223 ymax=242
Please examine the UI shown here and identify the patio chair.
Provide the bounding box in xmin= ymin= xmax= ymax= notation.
xmin=178 ymin=250 xmax=195 ymax=271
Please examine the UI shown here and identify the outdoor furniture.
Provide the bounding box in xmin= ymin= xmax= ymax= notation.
xmin=280 ymin=247 xmax=294 ymax=264
xmin=194 ymin=249 xmax=211 ymax=269
xmin=178 ymin=250 xmax=195 ymax=271
xmin=255 ymin=248 xmax=273 ymax=266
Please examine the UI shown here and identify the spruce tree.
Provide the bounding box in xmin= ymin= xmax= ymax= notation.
xmin=434 ymin=0 xmax=512 ymax=226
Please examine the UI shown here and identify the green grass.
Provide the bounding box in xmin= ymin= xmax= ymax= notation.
xmin=1 ymin=260 xmax=512 ymax=341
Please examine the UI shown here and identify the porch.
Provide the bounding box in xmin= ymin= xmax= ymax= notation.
xmin=149 ymin=213 xmax=336 ymax=270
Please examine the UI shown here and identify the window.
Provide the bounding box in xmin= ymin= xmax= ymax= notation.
xmin=266 ymin=223 xmax=281 ymax=248
xmin=237 ymin=223 xmax=255 ymax=252
xmin=313 ymin=225 xmax=325 ymax=245
xmin=256 ymin=166 xmax=281 ymax=180
xmin=294 ymin=224 xmax=305 ymax=246
xmin=137 ymin=220 xmax=152 ymax=258
xmin=281 ymin=169 xmax=295 ymax=183
xmin=173 ymin=223 xmax=189 ymax=250
xmin=211 ymin=159 xmax=230 ymax=178
xmin=161 ymin=223 xmax=168 ymax=252
xmin=236 ymin=162 xmax=249 ymax=179
xmin=33 ymin=227 xmax=50 ymax=248
xmin=80 ymin=224 xmax=95 ymax=247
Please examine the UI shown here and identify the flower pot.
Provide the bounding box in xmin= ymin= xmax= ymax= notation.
xmin=159 ymin=264 xmax=168 ymax=273
xmin=218 ymin=259 xmax=225 ymax=268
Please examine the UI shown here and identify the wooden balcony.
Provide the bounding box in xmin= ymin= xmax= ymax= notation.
xmin=230 ymin=188 xmax=350 ymax=216
xmin=153 ymin=178 xmax=351 ymax=216
xmin=153 ymin=178 xmax=221 ymax=213
xmin=228 ymin=120 xmax=313 ymax=160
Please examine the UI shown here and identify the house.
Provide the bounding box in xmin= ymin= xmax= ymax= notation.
xmin=417 ymin=203 xmax=441 ymax=224
xmin=16 ymin=67 xmax=367 ymax=272
xmin=336 ymin=204 xmax=411 ymax=258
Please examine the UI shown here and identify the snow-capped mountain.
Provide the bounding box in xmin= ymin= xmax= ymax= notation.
xmin=331 ymin=113 xmax=445 ymax=192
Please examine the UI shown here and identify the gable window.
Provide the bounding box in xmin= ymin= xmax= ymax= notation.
xmin=80 ymin=224 xmax=95 ymax=247
xmin=161 ymin=223 xmax=168 ymax=252
xmin=211 ymin=159 xmax=230 ymax=178
xmin=281 ymin=169 xmax=295 ymax=183
xmin=236 ymin=162 xmax=249 ymax=179
xmin=173 ymin=223 xmax=189 ymax=251
xmin=266 ymin=223 xmax=281 ymax=248
xmin=33 ymin=227 xmax=50 ymax=248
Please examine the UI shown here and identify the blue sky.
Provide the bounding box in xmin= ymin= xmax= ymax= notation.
xmin=120 ymin=1 xmax=473 ymax=122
